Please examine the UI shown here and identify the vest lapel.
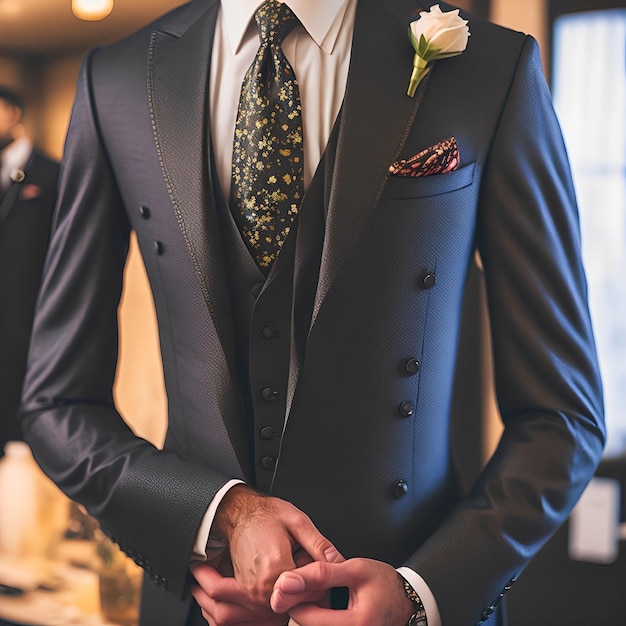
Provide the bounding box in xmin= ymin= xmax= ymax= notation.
xmin=311 ymin=0 xmax=431 ymax=325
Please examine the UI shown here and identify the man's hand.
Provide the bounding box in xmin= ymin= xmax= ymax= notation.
xmin=192 ymin=564 xmax=288 ymax=626
xmin=191 ymin=485 xmax=343 ymax=625
xmin=270 ymin=558 xmax=416 ymax=626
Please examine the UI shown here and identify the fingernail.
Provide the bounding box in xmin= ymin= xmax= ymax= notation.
xmin=324 ymin=546 xmax=341 ymax=562
xmin=279 ymin=573 xmax=305 ymax=593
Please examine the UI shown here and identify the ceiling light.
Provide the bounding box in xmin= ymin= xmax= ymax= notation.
xmin=72 ymin=0 xmax=114 ymax=21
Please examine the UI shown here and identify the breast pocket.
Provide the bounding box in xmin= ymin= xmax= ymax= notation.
xmin=385 ymin=162 xmax=476 ymax=199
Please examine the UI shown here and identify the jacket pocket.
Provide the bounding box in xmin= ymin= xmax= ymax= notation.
xmin=385 ymin=161 xmax=476 ymax=199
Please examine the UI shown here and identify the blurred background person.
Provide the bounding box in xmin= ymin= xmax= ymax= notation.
xmin=0 ymin=85 xmax=59 ymax=457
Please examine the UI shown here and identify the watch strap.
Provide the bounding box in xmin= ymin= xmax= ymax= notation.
xmin=399 ymin=573 xmax=428 ymax=626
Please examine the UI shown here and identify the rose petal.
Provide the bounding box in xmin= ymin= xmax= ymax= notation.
xmin=429 ymin=26 xmax=469 ymax=53
xmin=409 ymin=5 xmax=470 ymax=59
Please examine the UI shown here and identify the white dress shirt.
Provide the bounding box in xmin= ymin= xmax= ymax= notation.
xmin=0 ymin=136 xmax=32 ymax=193
xmin=196 ymin=2 xmax=442 ymax=624
xmin=210 ymin=0 xmax=354 ymax=196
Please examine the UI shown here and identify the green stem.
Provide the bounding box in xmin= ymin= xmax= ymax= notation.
xmin=407 ymin=55 xmax=430 ymax=97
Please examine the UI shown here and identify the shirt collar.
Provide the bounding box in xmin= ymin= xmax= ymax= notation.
xmin=221 ymin=0 xmax=351 ymax=55
xmin=1 ymin=136 xmax=32 ymax=174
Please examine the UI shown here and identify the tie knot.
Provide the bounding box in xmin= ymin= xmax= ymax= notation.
xmin=255 ymin=1 xmax=298 ymax=46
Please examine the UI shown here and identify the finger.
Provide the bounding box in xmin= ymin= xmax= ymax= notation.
xmin=292 ymin=546 xmax=314 ymax=568
xmin=278 ymin=561 xmax=357 ymax=593
xmin=269 ymin=573 xmax=332 ymax=614
xmin=286 ymin=603 xmax=346 ymax=626
xmin=192 ymin=583 xmax=288 ymax=626
xmin=270 ymin=562 xmax=354 ymax=613
xmin=191 ymin=584 xmax=248 ymax=622
xmin=192 ymin=564 xmax=255 ymax=604
xmin=286 ymin=515 xmax=344 ymax=565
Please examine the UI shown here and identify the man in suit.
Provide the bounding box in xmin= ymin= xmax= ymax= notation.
xmin=20 ymin=1 xmax=604 ymax=625
xmin=0 ymin=86 xmax=58 ymax=456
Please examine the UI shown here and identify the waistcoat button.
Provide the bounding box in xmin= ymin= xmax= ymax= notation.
xmin=251 ymin=283 xmax=264 ymax=299
xmin=153 ymin=241 xmax=164 ymax=255
xmin=261 ymin=456 xmax=276 ymax=470
xmin=262 ymin=326 xmax=276 ymax=339
xmin=260 ymin=426 xmax=279 ymax=439
xmin=139 ymin=205 xmax=151 ymax=219
xmin=261 ymin=387 xmax=279 ymax=402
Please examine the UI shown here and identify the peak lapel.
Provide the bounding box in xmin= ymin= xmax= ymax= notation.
xmin=148 ymin=0 xmax=250 ymax=473
xmin=148 ymin=0 xmax=235 ymax=361
xmin=311 ymin=0 xmax=430 ymax=324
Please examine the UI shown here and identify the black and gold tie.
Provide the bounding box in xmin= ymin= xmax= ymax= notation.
xmin=231 ymin=0 xmax=304 ymax=273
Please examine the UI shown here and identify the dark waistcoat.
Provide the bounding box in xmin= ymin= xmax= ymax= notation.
xmin=212 ymin=117 xmax=340 ymax=492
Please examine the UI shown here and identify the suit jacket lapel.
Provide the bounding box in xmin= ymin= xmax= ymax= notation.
xmin=148 ymin=0 xmax=236 ymax=366
xmin=148 ymin=0 xmax=250 ymax=473
xmin=311 ymin=0 xmax=431 ymax=324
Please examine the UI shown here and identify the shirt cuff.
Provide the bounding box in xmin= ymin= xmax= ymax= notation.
xmin=192 ymin=478 xmax=245 ymax=561
xmin=397 ymin=566 xmax=442 ymax=626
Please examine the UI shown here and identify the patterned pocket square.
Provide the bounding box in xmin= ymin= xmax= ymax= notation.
xmin=389 ymin=136 xmax=460 ymax=177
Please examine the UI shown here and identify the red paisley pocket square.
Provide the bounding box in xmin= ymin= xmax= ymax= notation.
xmin=389 ymin=136 xmax=460 ymax=177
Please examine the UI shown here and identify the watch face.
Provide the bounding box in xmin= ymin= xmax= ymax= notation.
xmin=408 ymin=612 xmax=428 ymax=626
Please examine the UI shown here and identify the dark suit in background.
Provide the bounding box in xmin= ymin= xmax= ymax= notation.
xmin=0 ymin=89 xmax=59 ymax=453
xmin=20 ymin=1 xmax=605 ymax=625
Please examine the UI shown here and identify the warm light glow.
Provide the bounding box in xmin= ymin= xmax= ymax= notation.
xmin=71 ymin=0 xmax=114 ymax=21
xmin=0 ymin=0 xmax=23 ymax=17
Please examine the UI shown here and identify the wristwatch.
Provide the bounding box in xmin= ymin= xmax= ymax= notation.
xmin=399 ymin=574 xmax=428 ymax=626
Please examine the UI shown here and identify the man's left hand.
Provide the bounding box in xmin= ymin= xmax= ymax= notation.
xmin=270 ymin=558 xmax=416 ymax=625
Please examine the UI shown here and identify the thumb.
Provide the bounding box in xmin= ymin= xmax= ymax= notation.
xmin=270 ymin=561 xmax=347 ymax=614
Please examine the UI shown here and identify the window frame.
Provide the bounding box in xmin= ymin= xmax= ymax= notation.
xmin=547 ymin=0 xmax=626 ymax=81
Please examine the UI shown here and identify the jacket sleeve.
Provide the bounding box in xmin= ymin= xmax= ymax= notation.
xmin=19 ymin=50 xmax=231 ymax=599
xmin=405 ymin=36 xmax=605 ymax=626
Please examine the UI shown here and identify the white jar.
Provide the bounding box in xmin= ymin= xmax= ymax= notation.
xmin=0 ymin=441 xmax=69 ymax=559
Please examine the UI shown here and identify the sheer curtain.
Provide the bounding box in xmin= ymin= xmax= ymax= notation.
xmin=552 ymin=10 xmax=626 ymax=456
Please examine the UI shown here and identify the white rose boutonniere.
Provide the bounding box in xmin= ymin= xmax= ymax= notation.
xmin=407 ymin=4 xmax=470 ymax=97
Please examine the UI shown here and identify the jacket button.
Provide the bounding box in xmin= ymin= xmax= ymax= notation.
xmin=262 ymin=326 xmax=276 ymax=339
xmin=394 ymin=480 xmax=409 ymax=498
xmin=399 ymin=401 xmax=414 ymax=417
xmin=422 ymin=273 xmax=436 ymax=289
xmin=405 ymin=358 xmax=420 ymax=374
xmin=261 ymin=456 xmax=276 ymax=470
xmin=261 ymin=387 xmax=278 ymax=402
xmin=153 ymin=240 xmax=164 ymax=255
xmin=251 ymin=283 xmax=263 ymax=298
xmin=139 ymin=205 xmax=151 ymax=219
xmin=260 ymin=426 xmax=279 ymax=439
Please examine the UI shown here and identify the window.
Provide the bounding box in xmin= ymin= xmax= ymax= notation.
xmin=552 ymin=7 xmax=626 ymax=455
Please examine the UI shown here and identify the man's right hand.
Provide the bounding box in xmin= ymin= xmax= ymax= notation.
xmin=191 ymin=485 xmax=343 ymax=625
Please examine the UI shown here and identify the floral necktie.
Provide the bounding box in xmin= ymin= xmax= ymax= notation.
xmin=231 ymin=0 xmax=304 ymax=274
